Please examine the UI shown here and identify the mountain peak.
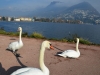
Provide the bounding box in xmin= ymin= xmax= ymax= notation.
xmin=50 ymin=1 xmax=61 ymax=5
xmin=47 ymin=1 xmax=62 ymax=7
xmin=68 ymin=1 xmax=92 ymax=10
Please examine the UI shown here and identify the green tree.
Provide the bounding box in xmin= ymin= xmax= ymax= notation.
xmin=2 ymin=16 xmax=6 ymax=21
xmin=11 ymin=17 xmax=14 ymax=21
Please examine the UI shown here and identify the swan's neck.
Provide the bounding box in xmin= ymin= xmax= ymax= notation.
xmin=76 ymin=41 xmax=79 ymax=53
xmin=19 ymin=30 xmax=22 ymax=42
xmin=39 ymin=46 xmax=49 ymax=75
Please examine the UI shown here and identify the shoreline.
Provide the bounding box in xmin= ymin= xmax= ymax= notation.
xmin=1 ymin=21 xmax=100 ymax=44
xmin=0 ymin=29 xmax=98 ymax=45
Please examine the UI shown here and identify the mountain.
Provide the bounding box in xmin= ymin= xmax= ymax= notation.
xmin=56 ymin=2 xmax=100 ymax=24
xmin=30 ymin=1 xmax=100 ymax=24
xmin=59 ymin=2 xmax=100 ymax=16
xmin=30 ymin=1 xmax=68 ymax=18
xmin=31 ymin=1 xmax=100 ymax=17
xmin=66 ymin=2 xmax=99 ymax=13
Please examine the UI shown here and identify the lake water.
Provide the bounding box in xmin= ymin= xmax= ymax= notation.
xmin=0 ymin=21 xmax=100 ymax=44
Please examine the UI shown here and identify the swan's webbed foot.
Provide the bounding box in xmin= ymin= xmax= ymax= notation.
xmin=13 ymin=51 xmax=22 ymax=57
xmin=16 ymin=53 xmax=21 ymax=57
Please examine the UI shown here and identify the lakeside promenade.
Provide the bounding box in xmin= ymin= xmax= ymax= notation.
xmin=0 ymin=35 xmax=100 ymax=75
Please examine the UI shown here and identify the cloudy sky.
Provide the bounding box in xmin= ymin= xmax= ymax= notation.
xmin=0 ymin=0 xmax=100 ymax=16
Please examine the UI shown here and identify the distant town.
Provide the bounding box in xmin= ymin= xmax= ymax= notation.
xmin=0 ymin=16 xmax=34 ymax=22
xmin=0 ymin=16 xmax=85 ymax=24
xmin=0 ymin=16 xmax=96 ymax=25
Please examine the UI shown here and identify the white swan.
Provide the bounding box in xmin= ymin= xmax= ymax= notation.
xmin=57 ymin=38 xmax=80 ymax=58
xmin=10 ymin=40 xmax=54 ymax=75
xmin=6 ymin=27 xmax=23 ymax=57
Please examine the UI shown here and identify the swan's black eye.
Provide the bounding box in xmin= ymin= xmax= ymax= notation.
xmin=50 ymin=44 xmax=51 ymax=46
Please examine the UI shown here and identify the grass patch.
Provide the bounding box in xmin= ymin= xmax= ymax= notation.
xmin=22 ymin=32 xmax=29 ymax=37
xmin=6 ymin=32 xmax=19 ymax=36
xmin=60 ymin=38 xmax=68 ymax=42
xmin=30 ymin=32 xmax=45 ymax=39
xmin=79 ymin=38 xmax=92 ymax=45
xmin=0 ymin=29 xmax=6 ymax=34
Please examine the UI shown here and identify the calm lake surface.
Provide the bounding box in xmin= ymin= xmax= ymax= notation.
xmin=0 ymin=21 xmax=100 ymax=44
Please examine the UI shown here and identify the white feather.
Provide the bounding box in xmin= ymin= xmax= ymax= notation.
xmin=58 ymin=38 xmax=80 ymax=58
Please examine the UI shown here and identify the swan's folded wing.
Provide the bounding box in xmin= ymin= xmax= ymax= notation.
xmin=65 ymin=51 xmax=79 ymax=58
xmin=62 ymin=50 xmax=75 ymax=53
xmin=8 ymin=41 xmax=20 ymax=48
xmin=9 ymin=41 xmax=18 ymax=46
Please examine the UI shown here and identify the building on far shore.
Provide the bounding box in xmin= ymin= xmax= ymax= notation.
xmin=14 ymin=18 xmax=20 ymax=21
xmin=13 ymin=17 xmax=35 ymax=22
xmin=8 ymin=17 xmax=11 ymax=21
xmin=20 ymin=17 xmax=32 ymax=21
xmin=0 ymin=16 xmax=2 ymax=20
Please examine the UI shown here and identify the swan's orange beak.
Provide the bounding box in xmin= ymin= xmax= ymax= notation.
xmin=50 ymin=46 xmax=54 ymax=50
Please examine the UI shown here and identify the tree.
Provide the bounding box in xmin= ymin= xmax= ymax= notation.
xmin=11 ymin=17 xmax=14 ymax=21
xmin=1 ymin=17 xmax=6 ymax=21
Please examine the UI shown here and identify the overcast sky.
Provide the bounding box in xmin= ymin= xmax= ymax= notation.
xmin=0 ymin=0 xmax=100 ymax=14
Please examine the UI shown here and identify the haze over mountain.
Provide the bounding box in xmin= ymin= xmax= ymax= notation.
xmin=31 ymin=1 xmax=100 ymax=17
xmin=0 ymin=0 xmax=100 ymax=17
xmin=30 ymin=1 xmax=100 ymax=24
xmin=29 ymin=1 xmax=68 ymax=17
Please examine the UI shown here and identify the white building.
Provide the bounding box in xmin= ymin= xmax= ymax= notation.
xmin=14 ymin=18 xmax=20 ymax=21
xmin=8 ymin=17 xmax=11 ymax=21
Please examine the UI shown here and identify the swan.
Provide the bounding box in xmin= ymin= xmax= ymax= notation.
xmin=10 ymin=40 xmax=54 ymax=75
xmin=57 ymin=38 xmax=80 ymax=58
xmin=6 ymin=27 xmax=23 ymax=57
